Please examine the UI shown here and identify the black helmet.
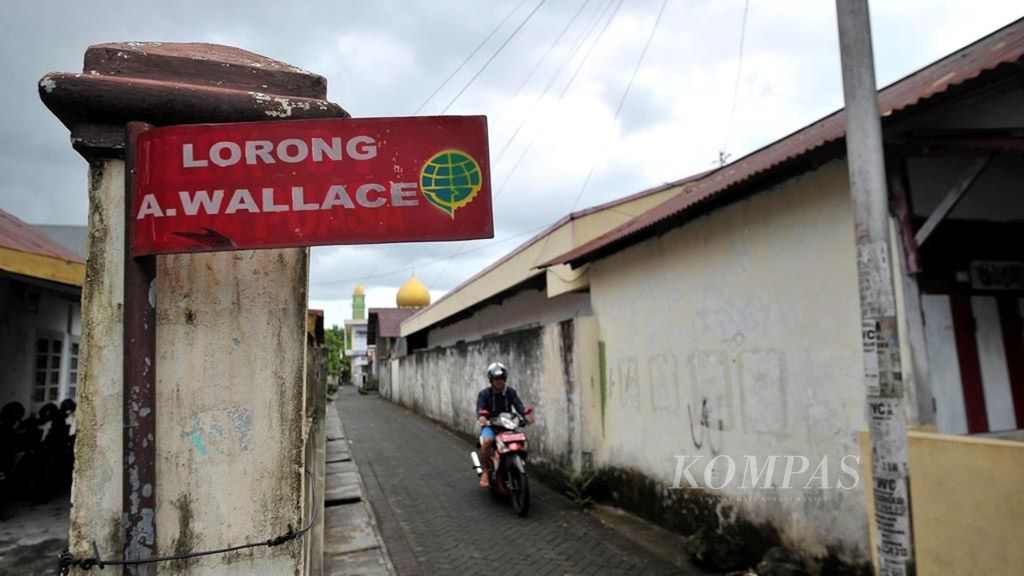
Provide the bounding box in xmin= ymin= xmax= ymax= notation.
xmin=486 ymin=362 xmax=508 ymax=381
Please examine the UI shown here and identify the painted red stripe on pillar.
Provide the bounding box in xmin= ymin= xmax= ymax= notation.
xmin=997 ymin=298 xmax=1024 ymax=429
xmin=950 ymin=295 xmax=989 ymax=433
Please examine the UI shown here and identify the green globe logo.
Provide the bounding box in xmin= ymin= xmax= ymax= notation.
xmin=419 ymin=149 xmax=483 ymax=218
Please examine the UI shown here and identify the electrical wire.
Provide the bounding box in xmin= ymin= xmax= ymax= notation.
xmin=721 ymin=0 xmax=751 ymax=160
xmin=396 ymin=0 xmax=594 ymax=278
xmin=353 ymin=0 xmax=602 ymax=291
xmin=422 ymin=0 xmax=622 ymax=286
xmin=58 ymin=469 xmax=317 ymax=574
xmin=491 ymin=0 xmax=594 ymax=131
xmin=569 ymin=0 xmax=670 ymax=213
xmin=491 ymin=0 xmax=599 ymax=164
xmin=440 ymin=0 xmax=549 ymax=114
xmin=412 ymin=0 xmax=531 ymax=115
xmin=493 ymin=0 xmax=626 ymax=202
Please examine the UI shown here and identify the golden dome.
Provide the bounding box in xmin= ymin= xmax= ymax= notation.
xmin=396 ymin=276 xmax=430 ymax=308
xmin=353 ymin=284 xmax=365 ymax=296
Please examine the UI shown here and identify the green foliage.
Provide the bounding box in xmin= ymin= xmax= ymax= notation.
xmin=562 ymin=469 xmax=597 ymax=509
xmin=324 ymin=325 xmax=347 ymax=377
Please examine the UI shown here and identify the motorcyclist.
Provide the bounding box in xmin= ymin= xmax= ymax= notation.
xmin=476 ymin=362 xmax=534 ymax=487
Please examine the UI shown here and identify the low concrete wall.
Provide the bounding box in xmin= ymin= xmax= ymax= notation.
xmin=304 ymin=346 xmax=328 ymax=576
xmin=860 ymin=430 xmax=1024 ymax=576
xmin=389 ymin=319 xmax=595 ymax=472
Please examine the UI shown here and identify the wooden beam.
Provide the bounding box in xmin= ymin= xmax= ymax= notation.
xmin=914 ymin=156 xmax=993 ymax=247
xmin=887 ymin=156 xmax=921 ymax=273
xmin=886 ymin=137 xmax=1024 ymax=156
xmin=0 ymin=246 xmax=85 ymax=286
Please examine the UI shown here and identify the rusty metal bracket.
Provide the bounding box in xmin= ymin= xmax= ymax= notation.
xmin=124 ymin=121 xmax=157 ymax=575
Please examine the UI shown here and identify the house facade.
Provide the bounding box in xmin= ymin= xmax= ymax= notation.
xmin=0 ymin=210 xmax=85 ymax=415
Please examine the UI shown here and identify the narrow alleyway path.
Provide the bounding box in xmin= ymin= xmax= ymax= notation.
xmin=337 ymin=387 xmax=690 ymax=576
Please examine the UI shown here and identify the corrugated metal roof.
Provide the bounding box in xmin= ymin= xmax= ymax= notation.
xmin=401 ymin=171 xmax=709 ymax=332
xmin=546 ymin=17 xmax=1024 ymax=268
xmin=0 ymin=209 xmax=85 ymax=263
xmin=370 ymin=308 xmax=420 ymax=338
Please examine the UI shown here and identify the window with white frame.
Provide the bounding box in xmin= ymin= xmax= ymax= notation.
xmin=68 ymin=337 xmax=80 ymax=401
xmin=33 ymin=331 xmax=64 ymax=410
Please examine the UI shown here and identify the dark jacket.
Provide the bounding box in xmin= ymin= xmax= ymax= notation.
xmin=476 ymin=386 xmax=526 ymax=416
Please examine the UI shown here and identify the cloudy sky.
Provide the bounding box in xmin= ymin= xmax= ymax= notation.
xmin=3 ymin=0 xmax=1022 ymax=327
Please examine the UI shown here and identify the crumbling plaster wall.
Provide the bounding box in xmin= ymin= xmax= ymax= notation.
xmin=586 ymin=160 xmax=873 ymax=562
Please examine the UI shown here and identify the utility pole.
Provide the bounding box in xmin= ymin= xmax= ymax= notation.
xmin=835 ymin=1 xmax=916 ymax=575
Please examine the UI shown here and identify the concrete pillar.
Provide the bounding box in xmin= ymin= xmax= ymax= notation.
xmin=40 ymin=43 xmax=346 ymax=575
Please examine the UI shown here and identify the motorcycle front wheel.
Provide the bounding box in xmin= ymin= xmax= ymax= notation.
xmin=506 ymin=454 xmax=530 ymax=517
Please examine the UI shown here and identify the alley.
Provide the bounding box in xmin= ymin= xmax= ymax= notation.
xmin=336 ymin=387 xmax=690 ymax=576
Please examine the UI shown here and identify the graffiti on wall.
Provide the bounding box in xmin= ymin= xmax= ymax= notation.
xmin=602 ymin=347 xmax=793 ymax=448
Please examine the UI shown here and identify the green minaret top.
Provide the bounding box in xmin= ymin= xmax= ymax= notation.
xmin=353 ymin=284 xmax=365 ymax=320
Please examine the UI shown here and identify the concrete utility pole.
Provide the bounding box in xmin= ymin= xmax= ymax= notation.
xmin=835 ymin=1 xmax=916 ymax=575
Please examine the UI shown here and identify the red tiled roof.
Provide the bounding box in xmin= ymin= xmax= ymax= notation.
xmin=545 ymin=17 xmax=1024 ymax=268
xmin=369 ymin=308 xmax=419 ymax=338
xmin=0 ymin=209 xmax=84 ymax=263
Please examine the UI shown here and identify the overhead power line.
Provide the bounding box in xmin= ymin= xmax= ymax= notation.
xmin=493 ymin=0 xmax=626 ymax=201
xmin=440 ymin=0 xmax=550 ymax=114
xmin=493 ymin=0 xmax=613 ymax=166
xmin=720 ymin=0 xmax=751 ymax=163
xmin=569 ymin=0 xmax=670 ymax=212
xmin=435 ymin=0 xmax=622 ymax=283
xmin=412 ymin=0 xmax=530 ymax=115
xmin=491 ymin=0 xmax=595 ymax=133
xmin=396 ymin=0 xmax=581 ymax=283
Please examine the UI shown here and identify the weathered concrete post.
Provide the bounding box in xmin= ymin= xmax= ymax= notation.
xmin=40 ymin=43 xmax=345 ymax=574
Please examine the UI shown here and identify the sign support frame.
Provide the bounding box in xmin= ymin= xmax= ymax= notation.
xmin=124 ymin=121 xmax=158 ymax=575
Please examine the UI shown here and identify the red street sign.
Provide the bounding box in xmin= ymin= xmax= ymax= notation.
xmin=132 ymin=116 xmax=492 ymax=256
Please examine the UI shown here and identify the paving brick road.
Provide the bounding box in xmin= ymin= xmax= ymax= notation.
xmin=337 ymin=387 xmax=690 ymax=576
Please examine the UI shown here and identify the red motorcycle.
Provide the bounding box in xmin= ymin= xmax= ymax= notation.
xmin=471 ymin=410 xmax=531 ymax=516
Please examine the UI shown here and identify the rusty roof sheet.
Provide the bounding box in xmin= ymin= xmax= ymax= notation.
xmin=401 ymin=170 xmax=712 ymax=332
xmin=0 ymin=209 xmax=85 ymax=264
xmin=369 ymin=308 xmax=420 ymax=338
xmin=546 ymin=17 xmax=1024 ymax=268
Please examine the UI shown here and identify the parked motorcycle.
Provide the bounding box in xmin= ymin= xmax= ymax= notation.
xmin=471 ymin=410 xmax=531 ymax=516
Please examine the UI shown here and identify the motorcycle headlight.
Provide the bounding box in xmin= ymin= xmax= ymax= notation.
xmin=500 ymin=416 xmax=516 ymax=429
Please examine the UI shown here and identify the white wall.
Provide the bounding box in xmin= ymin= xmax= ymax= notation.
xmin=389 ymin=318 xmax=597 ymax=472
xmin=0 ymin=278 xmax=81 ymax=412
xmin=587 ymin=160 xmax=872 ymax=561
